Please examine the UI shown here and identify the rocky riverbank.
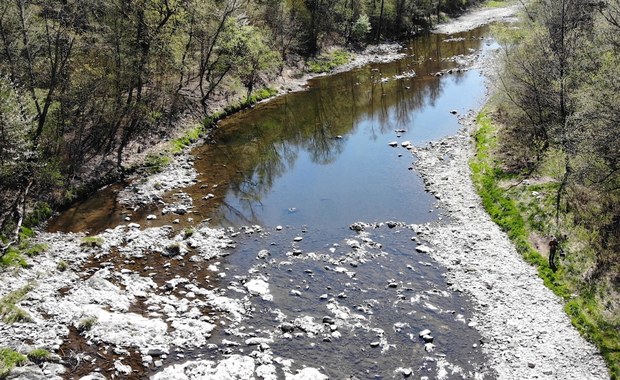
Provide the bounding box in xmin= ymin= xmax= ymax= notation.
xmin=411 ymin=114 xmax=609 ymax=379
xmin=1 ymin=2 xmax=611 ymax=379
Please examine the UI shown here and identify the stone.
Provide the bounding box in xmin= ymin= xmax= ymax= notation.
xmin=287 ymin=367 xmax=328 ymax=380
xmin=114 ymin=360 xmax=132 ymax=375
xmin=6 ymin=366 xmax=46 ymax=380
xmin=78 ymin=374 xmax=107 ymax=380
xmin=293 ymin=237 xmax=303 ymax=242
xmin=415 ymin=245 xmax=432 ymax=253
xmin=421 ymin=334 xmax=434 ymax=343
xmin=245 ymin=278 xmax=272 ymax=301
xmin=349 ymin=222 xmax=366 ymax=232
xmin=146 ymin=214 xmax=157 ymax=220
xmin=280 ymin=323 xmax=295 ymax=333
xmin=419 ymin=329 xmax=432 ymax=338
xmin=388 ymin=141 xmax=398 ymax=147
xmin=424 ymin=343 xmax=435 ymax=352
xmin=257 ymin=249 xmax=270 ymax=259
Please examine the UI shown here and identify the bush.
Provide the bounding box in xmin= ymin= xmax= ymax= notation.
xmin=307 ymin=50 xmax=352 ymax=73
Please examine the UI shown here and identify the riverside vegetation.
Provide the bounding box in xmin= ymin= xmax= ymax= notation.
xmin=0 ymin=0 xmax=618 ymax=377
xmin=472 ymin=0 xmax=620 ymax=376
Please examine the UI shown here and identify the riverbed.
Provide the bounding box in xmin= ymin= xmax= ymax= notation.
xmin=0 ymin=3 xmax=610 ymax=380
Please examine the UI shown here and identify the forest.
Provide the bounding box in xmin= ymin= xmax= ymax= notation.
xmin=485 ymin=0 xmax=620 ymax=373
xmin=0 ymin=0 xmax=482 ymax=252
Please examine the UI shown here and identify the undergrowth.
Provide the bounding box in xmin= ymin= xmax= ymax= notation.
xmin=0 ymin=348 xmax=26 ymax=378
xmin=471 ymin=110 xmax=619 ymax=378
xmin=0 ymin=284 xmax=34 ymax=324
xmin=307 ymin=50 xmax=352 ymax=73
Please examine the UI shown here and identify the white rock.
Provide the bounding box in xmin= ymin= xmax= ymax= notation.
xmin=245 ymin=279 xmax=272 ymax=301
xmin=415 ymin=244 xmax=432 ymax=253
xmin=285 ymin=367 xmax=329 ymax=380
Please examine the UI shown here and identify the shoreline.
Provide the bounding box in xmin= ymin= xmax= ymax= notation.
xmin=2 ymin=2 xmax=609 ymax=379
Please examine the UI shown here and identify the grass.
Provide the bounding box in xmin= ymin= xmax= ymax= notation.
xmin=0 ymin=348 xmax=26 ymax=378
xmin=484 ymin=0 xmax=509 ymax=7
xmin=56 ymin=260 xmax=69 ymax=272
xmin=306 ymin=50 xmax=352 ymax=73
xmin=80 ymin=236 xmax=104 ymax=248
xmin=171 ymin=124 xmax=203 ymax=154
xmin=471 ymin=110 xmax=620 ymax=379
xmin=143 ymin=153 xmax=171 ymax=174
xmin=0 ymin=284 xmax=33 ymax=324
xmin=0 ymin=248 xmax=28 ymax=268
xmin=77 ymin=316 xmax=97 ymax=332
xmin=27 ymin=348 xmax=50 ymax=364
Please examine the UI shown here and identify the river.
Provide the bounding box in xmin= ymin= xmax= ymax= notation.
xmin=48 ymin=26 xmax=499 ymax=379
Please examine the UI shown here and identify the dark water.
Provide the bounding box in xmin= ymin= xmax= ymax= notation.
xmin=50 ymin=27 xmax=499 ymax=379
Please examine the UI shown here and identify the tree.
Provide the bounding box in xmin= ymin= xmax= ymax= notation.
xmin=221 ymin=22 xmax=281 ymax=102
xmin=0 ymin=78 xmax=37 ymax=255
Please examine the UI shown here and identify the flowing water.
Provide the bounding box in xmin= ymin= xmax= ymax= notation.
xmin=50 ymin=26 xmax=500 ymax=379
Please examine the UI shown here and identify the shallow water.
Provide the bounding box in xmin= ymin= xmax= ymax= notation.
xmin=49 ymin=26 xmax=499 ymax=380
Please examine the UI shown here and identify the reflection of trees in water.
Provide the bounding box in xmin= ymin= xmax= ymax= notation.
xmin=204 ymin=29 xmax=486 ymax=222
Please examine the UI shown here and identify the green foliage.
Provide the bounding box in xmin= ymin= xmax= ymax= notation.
xmin=144 ymin=153 xmax=172 ymax=174
xmin=484 ymin=0 xmax=507 ymax=7
xmin=351 ymin=14 xmax=372 ymax=45
xmin=23 ymin=202 xmax=53 ymax=229
xmin=472 ymin=110 xmax=619 ymax=379
xmin=24 ymin=244 xmax=47 ymax=257
xmin=0 ymin=348 xmax=27 ymax=378
xmin=27 ymin=348 xmax=51 ymax=364
xmin=79 ymin=236 xmax=104 ymax=248
xmin=56 ymin=260 xmax=69 ymax=272
xmin=0 ymin=248 xmax=28 ymax=269
xmin=77 ymin=316 xmax=97 ymax=332
xmin=171 ymin=125 xmax=204 ymax=154
xmin=184 ymin=227 xmax=195 ymax=238
xmin=0 ymin=285 xmax=33 ymax=324
xmin=307 ymin=50 xmax=352 ymax=73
